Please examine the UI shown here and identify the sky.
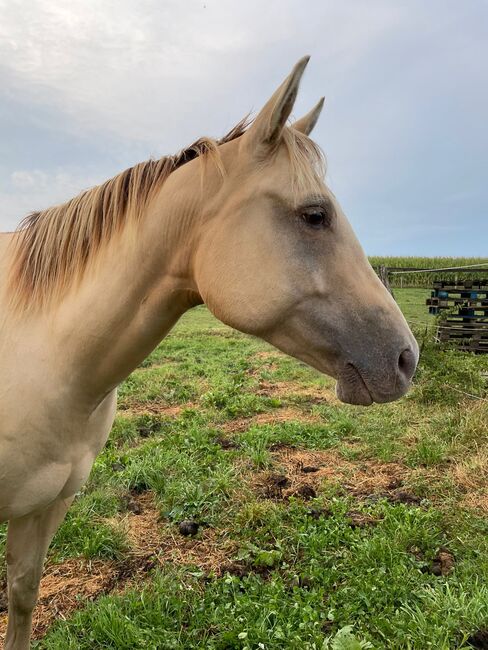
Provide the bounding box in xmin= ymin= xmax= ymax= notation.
xmin=0 ymin=0 xmax=487 ymax=256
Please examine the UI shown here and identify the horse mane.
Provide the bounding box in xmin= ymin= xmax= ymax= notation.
xmin=8 ymin=118 xmax=324 ymax=312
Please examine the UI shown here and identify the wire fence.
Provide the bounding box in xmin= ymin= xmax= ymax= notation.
xmin=389 ymin=262 xmax=488 ymax=275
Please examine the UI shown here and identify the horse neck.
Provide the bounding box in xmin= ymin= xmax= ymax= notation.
xmin=53 ymin=157 xmax=212 ymax=406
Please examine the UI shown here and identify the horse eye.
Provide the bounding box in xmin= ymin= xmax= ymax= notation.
xmin=301 ymin=207 xmax=328 ymax=228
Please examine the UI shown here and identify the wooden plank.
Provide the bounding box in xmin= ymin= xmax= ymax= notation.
xmin=428 ymin=308 xmax=488 ymax=318
xmin=433 ymin=279 xmax=488 ymax=285
xmin=429 ymin=277 xmax=488 ymax=353
xmin=438 ymin=335 xmax=488 ymax=353
xmin=439 ymin=333 xmax=488 ymax=343
xmin=441 ymin=315 xmax=488 ymax=322
xmin=441 ymin=333 xmax=488 ymax=341
xmin=439 ymin=334 xmax=488 ymax=342
xmin=427 ymin=298 xmax=488 ymax=307
xmin=432 ymin=284 xmax=488 ymax=293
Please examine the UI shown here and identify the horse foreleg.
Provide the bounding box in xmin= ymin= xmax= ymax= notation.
xmin=4 ymin=495 xmax=74 ymax=650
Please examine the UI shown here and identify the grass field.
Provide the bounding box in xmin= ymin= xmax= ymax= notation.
xmin=1 ymin=290 xmax=487 ymax=649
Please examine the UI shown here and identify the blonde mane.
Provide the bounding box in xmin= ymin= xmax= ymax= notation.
xmin=8 ymin=120 xmax=324 ymax=311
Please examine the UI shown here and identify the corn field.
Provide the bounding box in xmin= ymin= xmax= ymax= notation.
xmin=369 ymin=256 xmax=488 ymax=287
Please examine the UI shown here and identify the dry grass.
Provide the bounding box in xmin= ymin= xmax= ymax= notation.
xmin=118 ymin=403 xmax=194 ymax=417
xmin=220 ymin=407 xmax=322 ymax=434
xmin=119 ymin=494 xmax=237 ymax=576
xmin=257 ymin=379 xmax=338 ymax=404
xmin=0 ymin=491 xmax=236 ymax=642
xmin=255 ymin=447 xmax=407 ymax=501
xmin=450 ymin=451 xmax=488 ymax=513
xmin=0 ymin=558 xmax=117 ymax=642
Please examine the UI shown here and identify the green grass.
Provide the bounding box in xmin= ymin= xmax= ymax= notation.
xmin=393 ymin=288 xmax=431 ymax=326
xmin=2 ymin=287 xmax=487 ymax=649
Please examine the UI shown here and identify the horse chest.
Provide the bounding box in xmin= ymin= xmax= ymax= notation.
xmin=0 ymin=390 xmax=117 ymax=521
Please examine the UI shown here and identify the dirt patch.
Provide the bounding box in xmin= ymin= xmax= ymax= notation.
xmin=221 ymin=407 xmax=321 ymax=434
xmin=255 ymin=448 xmax=413 ymax=504
xmin=257 ymin=379 xmax=337 ymax=405
xmin=156 ymin=527 xmax=236 ymax=576
xmin=249 ymin=351 xmax=281 ymax=373
xmin=120 ymin=492 xmax=164 ymax=556
xmin=0 ymin=492 xmax=236 ymax=643
xmin=118 ymin=403 xmax=194 ymax=417
xmin=345 ymin=511 xmax=382 ymax=528
xmin=218 ymin=560 xmax=273 ymax=580
xmin=253 ymin=351 xmax=283 ymax=361
xmin=386 ymin=490 xmax=422 ymax=505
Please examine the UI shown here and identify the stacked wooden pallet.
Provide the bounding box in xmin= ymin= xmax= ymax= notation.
xmin=426 ymin=279 xmax=488 ymax=353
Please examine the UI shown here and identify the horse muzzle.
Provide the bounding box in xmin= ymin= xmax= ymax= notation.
xmin=336 ymin=343 xmax=419 ymax=406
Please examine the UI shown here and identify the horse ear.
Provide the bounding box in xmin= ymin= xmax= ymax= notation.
xmin=245 ymin=56 xmax=310 ymax=153
xmin=292 ymin=97 xmax=325 ymax=135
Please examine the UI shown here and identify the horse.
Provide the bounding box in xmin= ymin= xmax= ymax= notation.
xmin=0 ymin=56 xmax=418 ymax=649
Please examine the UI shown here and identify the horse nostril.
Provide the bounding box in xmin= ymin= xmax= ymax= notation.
xmin=398 ymin=348 xmax=416 ymax=381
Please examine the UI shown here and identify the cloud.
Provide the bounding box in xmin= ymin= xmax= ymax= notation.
xmin=0 ymin=166 xmax=101 ymax=229
xmin=10 ymin=170 xmax=49 ymax=189
xmin=0 ymin=0 xmax=487 ymax=253
xmin=0 ymin=0 xmax=408 ymax=144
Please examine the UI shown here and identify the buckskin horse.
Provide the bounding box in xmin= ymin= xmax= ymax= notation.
xmin=0 ymin=57 xmax=418 ymax=648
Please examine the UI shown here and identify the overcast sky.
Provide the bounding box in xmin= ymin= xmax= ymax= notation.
xmin=1 ymin=0 xmax=486 ymax=255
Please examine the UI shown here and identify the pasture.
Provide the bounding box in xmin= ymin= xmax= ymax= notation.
xmin=1 ymin=287 xmax=487 ymax=649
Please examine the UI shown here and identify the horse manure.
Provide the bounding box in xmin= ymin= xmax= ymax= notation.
xmin=467 ymin=629 xmax=488 ymax=649
xmin=179 ymin=520 xmax=200 ymax=536
xmin=390 ymin=490 xmax=422 ymax=505
xmin=216 ymin=436 xmax=239 ymax=450
xmin=120 ymin=494 xmax=143 ymax=514
xmin=306 ymin=507 xmax=332 ymax=519
xmin=293 ymin=484 xmax=317 ymax=500
xmin=418 ymin=548 xmax=455 ymax=576
xmin=126 ymin=499 xmax=143 ymax=515
xmin=261 ymin=473 xmax=290 ymax=499
xmin=130 ymin=482 xmax=150 ymax=495
xmin=220 ymin=562 xmax=249 ymax=578
xmin=301 ymin=465 xmax=319 ymax=474
xmin=137 ymin=425 xmax=153 ymax=438
xmin=137 ymin=419 xmax=162 ymax=438
xmin=364 ymin=489 xmax=421 ymax=506
xmin=269 ymin=474 xmax=290 ymax=488
xmin=431 ymin=548 xmax=455 ymax=576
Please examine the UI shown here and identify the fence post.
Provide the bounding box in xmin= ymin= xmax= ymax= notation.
xmin=378 ymin=265 xmax=395 ymax=299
